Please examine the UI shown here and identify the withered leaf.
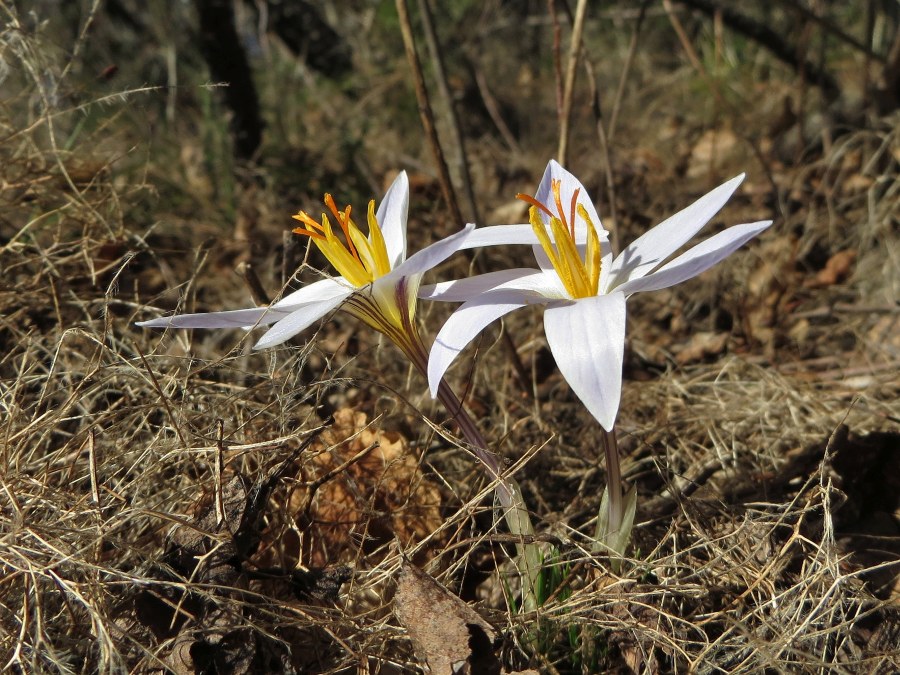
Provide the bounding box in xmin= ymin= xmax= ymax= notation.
xmin=394 ymin=562 xmax=500 ymax=675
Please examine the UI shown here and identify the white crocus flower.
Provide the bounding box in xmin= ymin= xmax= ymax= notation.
xmin=425 ymin=160 xmax=773 ymax=432
xmin=138 ymin=172 xmax=541 ymax=598
xmin=138 ymin=171 xmax=473 ymax=357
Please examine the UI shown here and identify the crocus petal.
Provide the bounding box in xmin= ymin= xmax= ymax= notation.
xmin=420 ymin=269 xmax=548 ymax=302
xmin=604 ymin=174 xmax=745 ymax=292
xmin=375 ymin=171 xmax=409 ymax=267
xmin=428 ymin=289 xmax=537 ymax=396
xmin=136 ymin=307 xmax=288 ymax=329
xmin=387 ymin=223 xmax=475 ymax=281
xmin=532 ymin=161 xmax=608 ymax=277
xmin=273 ymin=276 xmax=354 ymax=308
xmin=535 ymin=160 xmax=605 ymax=237
xmin=543 ymin=292 xmax=627 ymax=431
xmin=459 ymin=223 xmax=538 ymax=248
xmin=252 ymin=291 xmax=351 ymax=349
xmin=460 ymin=223 xmax=590 ymax=249
xmin=616 ymin=220 xmax=772 ymax=296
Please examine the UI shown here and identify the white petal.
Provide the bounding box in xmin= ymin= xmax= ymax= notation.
xmin=605 ymin=174 xmax=745 ymax=291
xmin=459 ymin=223 xmax=591 ymax=250
xmin=136 ymin=307 xmax=287 ymax=329
xmin=543 ymin=292 xmax=627 ymax=431
xmin=420 ymin=269 xmax=548 ymax=302
xmin=376 ymin=171 xmax=409 ymax=267
xmin=388 ymin=223 xmax=474 ymax=280
xmin=252 ymin=292 xmax=351 ymax=349
xmin=616 ymin=220 xmax=771 ymax=296
xmin=273 ymin=276 xmax=354 ymax=308
xmin=531 ymin=161 xmax=608 ymax=276
xmin=459 ymin=224 xmax=540 ymax=248
xmin=428 ymin=289 xmax=536 ymax=396
xmin=536 ymin=160 xmax=605 ymax=238
xmin=531 ymin=242 xmax=555 ymax=276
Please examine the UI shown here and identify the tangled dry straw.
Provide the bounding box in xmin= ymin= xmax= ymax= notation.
xmin=1 ymin=3 xmax=898 ymax=673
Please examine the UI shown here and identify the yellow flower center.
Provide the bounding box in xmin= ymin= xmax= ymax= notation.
xmin=292 ymin=192 xmax=415 ymax=342
xmin=517 ymin=179 xmax=603 ymax=299
xmin=292 ymin=195 xmax=392 ymax=288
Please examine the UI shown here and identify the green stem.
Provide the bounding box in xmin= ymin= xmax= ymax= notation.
xmin=348 ymin=283 xmax=540 ymax=608
xmin=387 ymin=317 xmax=540 ymax=609
xmin=601 ymin=425 xmax=624 ymax=537
xmin=396 ymin=323 xmax=514 ymax=509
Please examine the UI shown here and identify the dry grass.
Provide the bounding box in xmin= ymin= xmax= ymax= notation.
xmin=1 ymin=2 xmax=898 ymax=673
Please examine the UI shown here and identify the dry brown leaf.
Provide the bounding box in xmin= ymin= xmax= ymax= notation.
xmin=394 ymin=562 xmax=501 ymax=675
xmin=841 ymin=173 xmax=874 ymax=194
xmin=686 ymin=128 xmax=740 ymax=180
xmin=674 ymin=331 xmax=730 ymax=365
xmin=257 ymin=409 xmax=443 ymax=568
xmin=742 ymin=233 xmax=801 ymax=350
xmin=867 ymin=314 xmax=900 ymax=356
xmin=805 ymin=249 xmax=857 ymax=288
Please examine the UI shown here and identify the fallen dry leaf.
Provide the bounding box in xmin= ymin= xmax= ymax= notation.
xmin=394 ymin=562 xmax=501 ymax=675
xmin=256 ymin=408 xmax=444 ymax=568
xmin=805 ymin=249 xmax=857 ymax=288
xmin=674 ymin=331 xmax=730 ymax=365
xmin=685 ymin=127 xmax=740 ymax=180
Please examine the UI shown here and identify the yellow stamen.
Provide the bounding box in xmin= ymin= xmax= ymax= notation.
xmin=521 ymin=180 xmax=603 ymax=299
xmin=290 ymin=193 xmax=394 ymax=291
xmin=367 ymin=200 xmax=392 ymax=277
xmin=324 ymin=194 xmax=359 ymax=261
xmin=528 ymin=207 xmax=565 ymax=281
xmin=579 ymin=204 xmax=602 ymax=296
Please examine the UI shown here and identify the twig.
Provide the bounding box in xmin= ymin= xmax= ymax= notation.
xmin=548 ymin=0 xmax=564 ymax=124
xmin=564 ymin=2 xmax=648 ymax=254
xmin=215 ymin=420 xmax=225 ymax=526
xmin=582 ymin=58 xmax=620 ymax=255
xmin=444 ymin=532 xmax=566 ymax=552
xmin=135 ymin=346 xmax=188 ymax=448
xmin=395 ymin=0 xmax=463 ymax=227
xmin=470 ymin=62 xmax=521 ymax=153
xmin=236 ymin=261 xmax=271 ymax=306
xmin=87 ymin=430 xmax=100 ymax=507
xmin=416 ymin=0 xmax=479 ymax=223
xmin=608 ymin=2 xmax=649 ymax=144
xmin=556 ymin=0 xmax=589 ymax=165
xmin=395 ymin=0 xmax=532 ymax=396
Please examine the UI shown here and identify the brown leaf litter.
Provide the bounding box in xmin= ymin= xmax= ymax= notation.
xmin=394 ymin=561 xmax=538 ymax=675
xmin=132 ymin=459 xmax=351 ymax=674
xmin=255 ymin=408 xmax=444 ymax=569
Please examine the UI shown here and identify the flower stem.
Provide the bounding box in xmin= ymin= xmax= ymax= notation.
xmin=387 ymin=318 xmax=540 ymax=609
xmin=395 ymin=324 xmax=513 ymax=508
xmin=431 ymin=367 xmax=540 ymax=610
xmin=600 ymin=425 xmax=624 ymax=538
